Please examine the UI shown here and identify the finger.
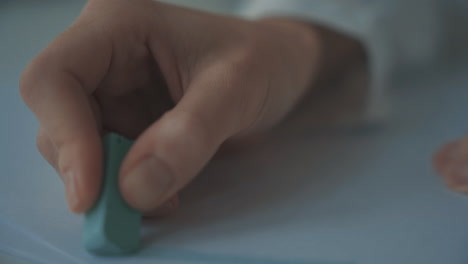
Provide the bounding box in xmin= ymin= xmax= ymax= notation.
xmin=433 ymin=138 xmax=468 ymax=192
xmin=119 ymin=65 xmax=257 ymax=212
xmin=433 ymin=140 xmax=461 ymax=175
xmin=36 ymin=95 xmax=104 ymax=173
xmin=36 ymin=126 xmax=58 ymax=171
xmin=20 ymin=21 xmax=112 ymax=213
xmin=144 ymin=195 xmax=179 ymax=218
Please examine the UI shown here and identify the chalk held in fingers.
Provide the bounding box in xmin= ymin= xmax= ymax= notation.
xmin=83 ymin=133 xmax=141 ymax=255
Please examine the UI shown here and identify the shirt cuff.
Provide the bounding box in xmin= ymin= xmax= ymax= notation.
xmin=241 ymin=0 xmax=390 ymax=126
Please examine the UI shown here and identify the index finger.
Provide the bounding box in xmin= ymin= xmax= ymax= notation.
xmin=19 ymin=21 xmax=112 ymax=213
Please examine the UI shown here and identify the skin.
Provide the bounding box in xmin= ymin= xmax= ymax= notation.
xmin=433 ymin=139 xmax=468 ymax=193
xmin=21 ymin=0 xmax=455 ymax=216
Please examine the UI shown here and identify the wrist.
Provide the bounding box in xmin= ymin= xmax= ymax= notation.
xmin=256 ymin=18 xmax=322 ymax=93
xmin=257 ymin=17 xmax=366 ymax=89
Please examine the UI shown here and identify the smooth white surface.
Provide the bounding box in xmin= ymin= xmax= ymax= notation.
xmin=1 ymin=1 xmax=468 ymax=264
xmin=0 ymin=220 xmax=76 ymax=264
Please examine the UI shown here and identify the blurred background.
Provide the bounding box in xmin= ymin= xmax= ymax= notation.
xmin=1 ymin=1 xmax=468 ymax=264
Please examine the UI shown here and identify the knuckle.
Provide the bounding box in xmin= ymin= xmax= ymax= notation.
xmin=227 ymin=44 xmax=259 ymax=77
xmin=177 ymin=111 xmax=212 ymax=146
xmin=164 ymin=111 xmax=211 ymax=148
xmin=154 ymin=111 xmax=214 ymax=172
xmin=224 ymin=46 xmax=273 ymax=132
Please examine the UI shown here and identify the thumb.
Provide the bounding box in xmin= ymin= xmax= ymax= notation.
xmin=119 ymin=67 xmax=255 ymax=212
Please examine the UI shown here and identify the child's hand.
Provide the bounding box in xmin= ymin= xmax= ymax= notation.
xmin=20 ymin=0 xmax=322 ymax=214
xmin=434 ymin=139 xmax=468 ymax=193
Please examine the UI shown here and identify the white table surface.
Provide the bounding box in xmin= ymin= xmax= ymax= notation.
xmin=1 ymin=1 xmax=468 ymax=264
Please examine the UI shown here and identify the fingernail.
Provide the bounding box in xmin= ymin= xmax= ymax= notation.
xmin=122 ymin=157 xmax=174 ymax=211
xmin=64 ymin=171 xmax=80 ymax=212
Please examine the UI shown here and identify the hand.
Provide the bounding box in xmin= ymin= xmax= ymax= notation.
xmin=20 ymin=0 xmax=335 ymax=214
xmin=433 ymin=139 xmax=468 ymax=193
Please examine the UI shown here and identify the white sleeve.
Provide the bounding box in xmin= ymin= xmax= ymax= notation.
xmin=241 ymin=0 xmax=468 ymax=125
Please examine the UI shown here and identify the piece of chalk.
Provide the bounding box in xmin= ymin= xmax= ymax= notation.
xmin=83 ymin=133 xmax=141 ymax=255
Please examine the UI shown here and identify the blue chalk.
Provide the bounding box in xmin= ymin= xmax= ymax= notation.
xmin=83 ymin=133 xmax=141 ymax=255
